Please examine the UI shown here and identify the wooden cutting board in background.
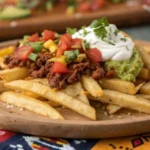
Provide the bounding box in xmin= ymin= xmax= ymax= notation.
xmin=0 ymin=1 xmax=150 ymax=41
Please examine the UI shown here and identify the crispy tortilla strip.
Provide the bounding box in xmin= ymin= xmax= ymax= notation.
xmin=140 ymin=82 xmax=150 ymax=94
xmin=136 ymin=44 xmax=150 ymax=69
xmin=81 ymin=75 xmax=103 ymax=97
xmin=138 ymin=68 xmax=150 ymax=80
xmin=136 ymin=94 xmax=150 ymax=100
xmin=99 ymin=78 xmax=136 ymax=94
xmin=0 ymin=91 xmax=64 ymax=120
xmin=5 ymin=80 xmax=96 ymax=120
xmin=0 ymin=67 xmax=29 ymax=81
xmin=106 ymin=104 xmax=121 ymax=115
xmin=62 ymin=82 xmax=89 ymax=105
xmin=0 ymin=80 xmax=9 ymax=92
xmin=31 ymin=79 xmax=89 ymax=105
xmin=90 ymin=89 xmax=150 ymax=114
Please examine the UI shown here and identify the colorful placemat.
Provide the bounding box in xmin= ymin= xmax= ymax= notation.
xmin=0 ymin=129 xmax=150 ymax=150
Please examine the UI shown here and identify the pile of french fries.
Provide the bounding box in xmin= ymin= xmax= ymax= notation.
xmin=0 ymin=43 xmax=149 ymax=120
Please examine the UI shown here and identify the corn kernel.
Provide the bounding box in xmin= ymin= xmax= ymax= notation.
xmin=49 ymin=45 xmax=58 ymax=53
xmin=43 ymin=40 xmax=58 ymax=53
xmin=66 ymin=6 xmax=75 ymax=15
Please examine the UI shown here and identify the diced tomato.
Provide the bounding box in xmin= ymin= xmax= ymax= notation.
xmin=77 ymin=2 xmax=91 ymax=12
xmin=51 ymin=62 xmax=69 ymax=74
xmin=42 ymin=30 xmax=56 ymax=41
xmin=144 ymin=0 xmax=150 ymax=5
xmin=57 ymin=34 xmax=72 ymax=56
xmin=72 ymin=38 xmax=82 ymax=49
xmin=17 ymin=46 xmax=33 ymax=61
xmin=86 ymin=48 xmax=102 ymax=63
xmin=91 ymin=0 xmax=105 ymax=11
xmin=28 ymin=33 xmax=39 ymax=42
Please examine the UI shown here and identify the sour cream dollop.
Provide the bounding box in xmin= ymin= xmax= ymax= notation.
xmin=72 ymin=24 xmax=135 ymax=61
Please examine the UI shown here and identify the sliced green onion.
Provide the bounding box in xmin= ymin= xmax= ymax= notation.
xmin=28 ymin=53 xmax=38 ymax=61
xmin=29 ymin=42 xmax=43 ymax=53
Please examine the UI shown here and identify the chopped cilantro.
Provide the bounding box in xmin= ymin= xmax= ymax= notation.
xmin=90 ymin=17 xmax=109 ymax=39
xmin=66 ymin=28 xmax=77 ymax=35
xmin=90 ymin=17 xmax=109 ymax=28
xmin=114 ymin=29 xmax=120 ymax=36
xmin=82 ymin=40 xmax=90 ymax=50
xmin=121 ymin=38 xmax=127 ymax=42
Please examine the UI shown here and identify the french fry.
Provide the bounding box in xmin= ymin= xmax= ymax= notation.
xmin=136 ymin=44 xmax=150 ymax=69
xmin=135 ymin=82 xmax=145 ymax=93
xmin=140 ymin=82 xmax=150 ymax=94
xmin=99 ymin=78 xmax=136 ymax=94
xmin=0 ymin=80 xmax=9 ymax=92
xmin=81 ymin=75 xmax=103 ymax=97
xmin=0 ymin=67 xmax=29 ymax=81
xmin=31 ymin=79 xmax=89 ymax=105
xmin=62 ymin=82 xmax=89 ymax=105
xmin=90 ymin=89 xmax=150 ymax=114
xmin=136 ymin=94 xmax=150 ymax=100
xmin=138 ymin=68 xmax=150 ymax=80
xmin=0 ymin=91 xmax=64 ymax=120
xmin=5 ymin=80 xmax=96 ymax=120
xmin=0 ymin=57 xmax=7 ymax=69
xmin=106 ymin=104 xmax=121 ymax=115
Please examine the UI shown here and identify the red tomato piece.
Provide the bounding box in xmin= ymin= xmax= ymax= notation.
xmin=51 ymin=62 xmax=69 ymax=74
xmin=72 ymin=38 xmax=82 ymax=49
xmin=57 ymin=34 xmax=72 ymax=56
xmin=42 ymin=29 xmax=56 ymax=41
xmin=17 ymin=46 xmax=33 ymax=61
xmin=86 ymin=48 xmax=102 ymax=63
xmin=28 ymin=33 xmax=39 ymax=42
xmin=77 ymin=2 xmax=91 ymax=12
xmin=144 ymin=0 xmax=150 ymax=5
xmin=91 ymin=0 xmax=105 ymax=11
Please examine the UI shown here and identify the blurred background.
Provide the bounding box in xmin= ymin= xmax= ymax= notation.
xmin=0 ymin=0 xmax=150 ymax=41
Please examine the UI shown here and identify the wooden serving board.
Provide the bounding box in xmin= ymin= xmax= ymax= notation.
xmin=0 ymin=40 xmax=150 ymax=139
xmin=0 ymin=1 xmax=150 ymax=41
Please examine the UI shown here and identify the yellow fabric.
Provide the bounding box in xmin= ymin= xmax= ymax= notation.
xmin=92 ymin=134 xmax=150 ymax=150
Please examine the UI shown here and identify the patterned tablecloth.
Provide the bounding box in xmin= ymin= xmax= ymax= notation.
xmin=0 ymin=129 xmax=150 ymax=150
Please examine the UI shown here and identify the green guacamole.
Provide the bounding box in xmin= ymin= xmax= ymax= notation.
xmin=105 ymin=48 xmax=143 ymax=82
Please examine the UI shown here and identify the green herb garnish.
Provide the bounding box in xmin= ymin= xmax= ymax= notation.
xmin=114 ymin=29 xmax=120 ymax=36
xmin=66 ymin=28 xmax=77 ymax=35
xmin=90 ymin=17 xmax=109 ymax=39
xmin=82 ymin=40 xmax=90 ymax=50
xmin=121 ymin=38 xmax=127 ymax=42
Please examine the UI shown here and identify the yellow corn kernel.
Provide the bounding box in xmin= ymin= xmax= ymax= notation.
xmin=49 ymin=45 xmax=58 ymax=53
xmin=43 ymin=40 xmax=58 ymax=53
xmin=66 ymin=6 xmax=75 ymax=15
xmin=74 ymin=54 xmax=87 ymax=62
xmin=49 ymin=56 xmax=66 ymax=65
xmin=0 ymin=46 xmax=15 ymax=57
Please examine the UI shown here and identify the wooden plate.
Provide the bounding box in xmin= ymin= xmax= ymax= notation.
xmin=0 ymin=1 xmax=150 ymax=41
xmin=0 ymin=40 xmax=150 ymax=139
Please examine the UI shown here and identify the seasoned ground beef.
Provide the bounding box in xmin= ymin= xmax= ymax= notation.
xmin=4 ymin=52 xmax=114 ymax=89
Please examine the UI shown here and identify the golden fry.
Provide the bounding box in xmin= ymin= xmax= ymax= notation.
xmin=0 ymin=67 xmax=29 ymax=81
xmin=0 ymin=91 xmax=64 ymax=120
xmin=81 ymin=75 xmax=103 ymax=97
xmin=5 ymin=80 xmax=96 ymax=120
xmin=99 ymin=78 xmax=136 ymax=94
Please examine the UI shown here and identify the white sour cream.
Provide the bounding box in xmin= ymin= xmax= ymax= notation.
xmin=72 ymin=24 xmax=134 ymax=61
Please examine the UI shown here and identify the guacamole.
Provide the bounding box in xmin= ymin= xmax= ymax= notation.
xmin=105 ymin=48 xmax=143 ymax=82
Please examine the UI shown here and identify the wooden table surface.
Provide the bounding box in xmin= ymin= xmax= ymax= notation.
xmin=0 ymin=1 xmax=150 ymax=41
